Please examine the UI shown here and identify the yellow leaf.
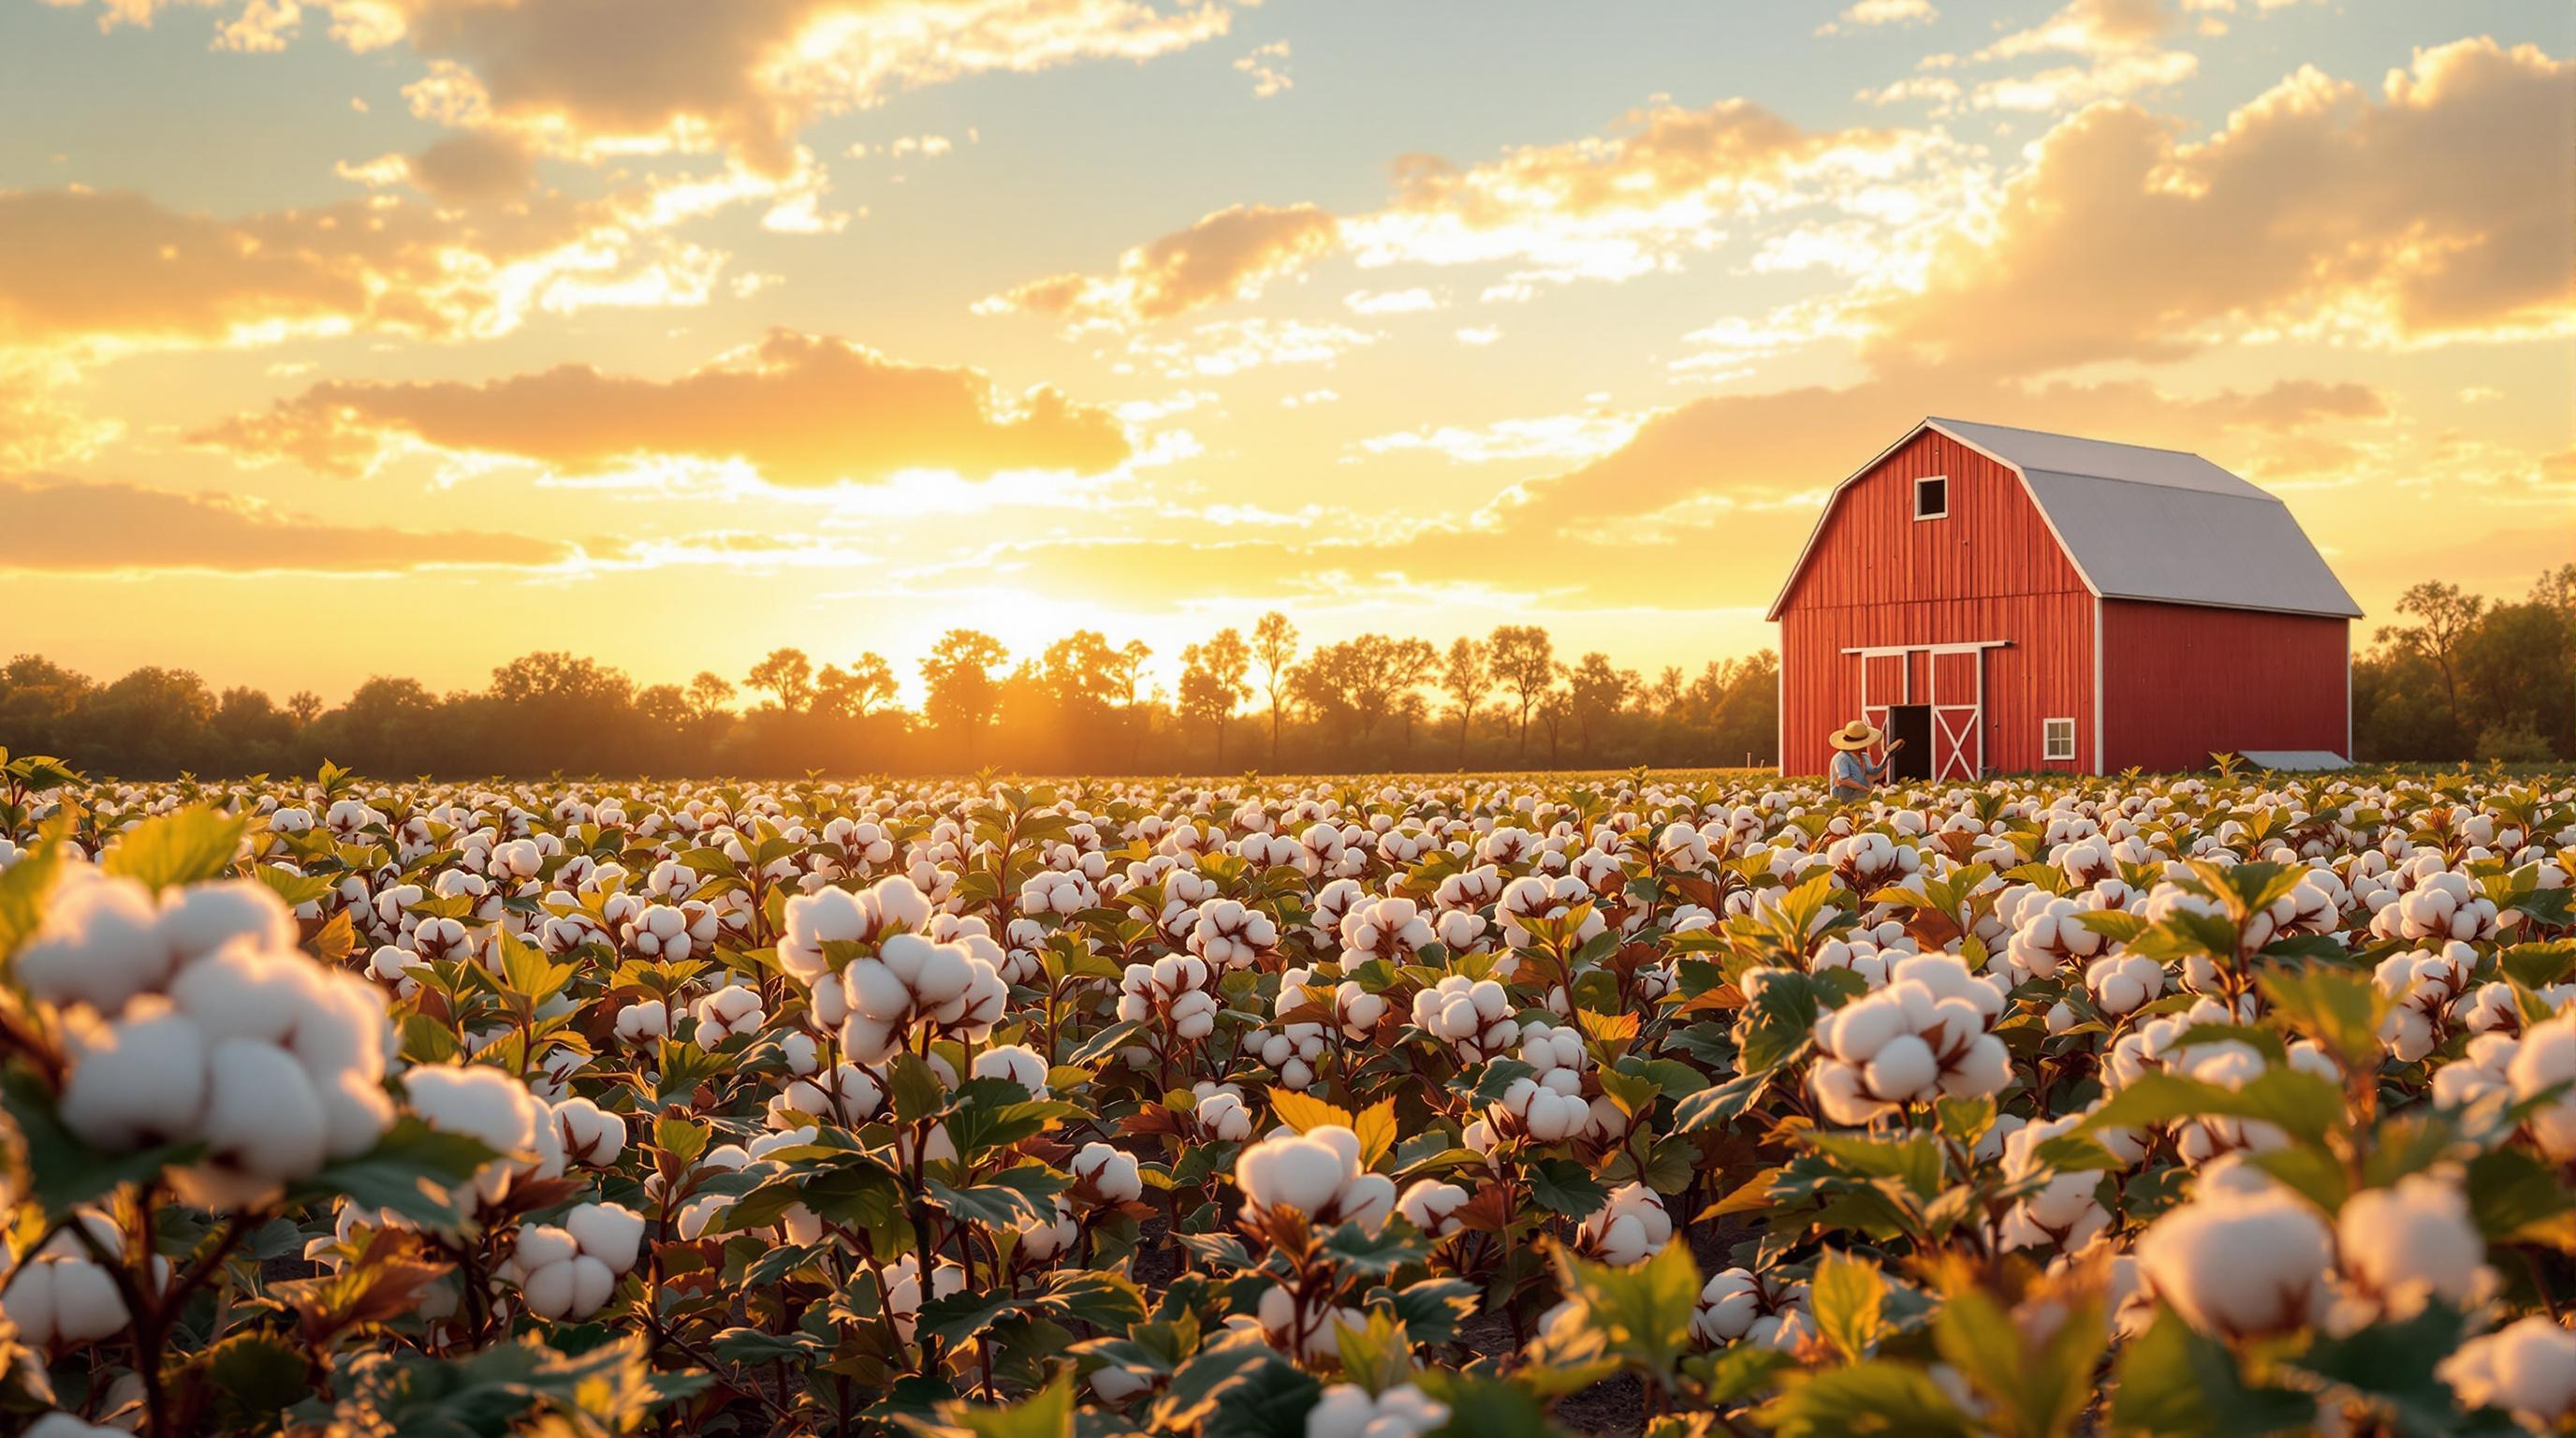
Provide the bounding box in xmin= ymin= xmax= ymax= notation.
xmin=1269 ymin=1087 xmax=1354 ymax=1136
xmin=1352 ymin=1096 xmax=1398 ymax=1170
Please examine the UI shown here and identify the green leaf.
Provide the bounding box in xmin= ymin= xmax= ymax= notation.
xmin=252 ymin=865 xmax=337 ymax=911
xmin=1764 ymin=1361 xmax=1975 ymax=1438
xmin=917 ymin=1374 xmax=1076 ymax=1438
xmin=2081 ymin=1067 xmax=2344 ymax=1146
xmin=1552 ymin=1240 xmax=1699 ymax=1385
xmin=2255 ymin=968 xmax=2385 ymax=1073
xmin=1333 ymin=1310 xmax=1414 ymax=1397
xmin=1 ymin=1070 xmax=202 ymax=1220
xmin=2109 ymin=1308 xmax=2313 ymax=1437
xmin=0 ymin=817 xmax=69 ymax=964
xmin=1526 ymin=1158 xmax=1609 ymax=1219
xmin=1930 ymin=1273 xmax=2106 ymax=1438
xmin=100 ymin=805 xmax=248 ymax=893
xmin=2286 ymin=1304 xmax=2481 ymax=1437
xmin=926 ymin=1167 xmax=1069 ymax=1228
xmin=1809 ymin=1252 xmax=1888 ymax=1363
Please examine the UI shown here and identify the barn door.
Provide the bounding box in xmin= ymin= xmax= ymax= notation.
xmin=1859 ymin=652 xmax=1908 ymax=736
xmin=1929 ymin=648 xmax=1984 ymax=782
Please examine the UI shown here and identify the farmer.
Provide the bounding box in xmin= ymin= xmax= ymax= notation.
xmin=1828 ymin=720 xmax=1903 ymax=801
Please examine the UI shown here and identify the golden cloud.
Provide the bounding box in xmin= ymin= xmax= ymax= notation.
xmin=193 ymin=330 xmax=1133 ymax=486
xmin=51 ymin=0 xmax=1246 ymax=175
xmin=1866 ymin=37 xmax=2576 ymax=372
xmin=0 ymin=184 xmax=721 ymax=354
xmin=987 ymin=98 xmax=1932 ymax=321
xmin=983 ymin=203 xmax=1342 ymax=325
xmin=0 ymin=475 xmax=573 ymax=572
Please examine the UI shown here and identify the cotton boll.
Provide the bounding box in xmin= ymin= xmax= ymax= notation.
xmin=2510 ymin=1010 xmax=2576 ymax=1161
xmin=28 ymin=1414 xmax=125 ymax=1438
xmin=1398 ymin=1180 xmax=1468 ymax=1237
xmin=194 ymin=1037 xmax=327 ymax=1190
xmin=550 ymin=1097 xmax=626 ymax=1167
xmin=168 ymin=941 xmax=314 ymax=1047
xmin=2440 ymin=1315 xmax=2576 ymax=1429
xmin=16 ymin=873 xmax=172 ymax=1014
xmin=520 ymin=1253 xmax=618 ymax=1320
xmin=59 ymin=1003 xmax=208 ymax=1150
xmin=1237 ymin=1129 xmax=1357 ymax=1221
xmin=2335 ymin=1174 xmax=2484 ymax=1314
xmin=614 ymin=1001 xmax=669 ymax=1047
xmin=564 ymin=1202 xmax=647 ymax=1274
xmin=2135 ymin=1187 xmax=2333 ymax=1339
xmin=1577 ymin=1183 xmax=1672 ymax=1266
xmin=1073 ymin=1142 xmax=1142 ymax=1204
xmin=972 ymin=1043 xmax=1049 ymax=1096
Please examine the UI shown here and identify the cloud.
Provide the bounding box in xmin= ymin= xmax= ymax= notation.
xmin=50 ymin=0 xmax=1247 ymax=175
xmin=1862 ymin=38 xmax=2576 ymax=374
xmin=0 ymin=184 xmax=722 ymax=355
xmin=1819 ymin=0 xmax=1938 ymax=35
xmin=193 ymin=330 xmax=1133 ymax=486
xmin=0 ymin=474 xmax=572 ymax=572
xmin=986 ymin=97 xmax=1939 ymax=320
xmin=1235 ymin=40 xmax=1291 ymax=98
xmin=981 ymin=203 xmax=1341 ymax=325
xmin=1356 ymin=410 xmax=1643 ymax=464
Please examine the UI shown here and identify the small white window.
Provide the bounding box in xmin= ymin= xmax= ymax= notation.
xmin=2042 ymin=717 xmax=2077 ymax=762
xmin=1913 ymin=475 xmax=1948 ymax=521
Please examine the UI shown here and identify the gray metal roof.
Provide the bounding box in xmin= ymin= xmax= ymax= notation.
xmin=1880 ymin=418 xmax=2359 ymax=618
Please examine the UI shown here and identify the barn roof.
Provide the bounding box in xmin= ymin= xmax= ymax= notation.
xmin=1766 ymin=418 xmax=2364 ymax=621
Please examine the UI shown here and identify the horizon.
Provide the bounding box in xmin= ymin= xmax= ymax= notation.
xmin=3 ymin=0 xmax=2569 ymax=707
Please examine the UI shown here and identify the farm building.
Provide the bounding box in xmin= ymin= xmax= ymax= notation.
xmin=1769 ymin=418 xmax=2361 ymax=779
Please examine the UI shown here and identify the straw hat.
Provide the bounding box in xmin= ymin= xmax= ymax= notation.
xmin=1829 ymin=720 xmax=1882 ymax=752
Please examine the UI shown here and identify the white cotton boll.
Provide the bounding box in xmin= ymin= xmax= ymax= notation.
xmin=1863 ymin=1034 xmax=1939 ymax=1101
xmin=2508 ymin=1010 xmax=2576 ymax=1161
xmin=550 ymin=1097 xmax=625 ymax=1167
xmin=2440 ymin=1315 xmax=2576 ymax=1428
xmin=564 ymin=1202 xmax=647 ymax=1274
xmin=1578 ymin=1183 xmax=1672 ymax=1267
xmin=196 ymin=1037 xmax=326 ymax=1186
xmin=167 ymin=941 xmax=313 ymax=1047
xmin=1237 ymin=1129 xmax=1355 ymax=1220
xmin=17 ymin=873 xmax=170 ymax=1014
xmin=692 ymin=986 xmax=765 ymax=1047
xmin=520 ymin=1254 xmax=618 ymax=1320
xmin=2336 ymin=1174 xmax=2484 ymax=1313
xmin=1073 ymin=1142 xmax=1143 ymax=1204
xmin=972 ymin=1043 xmax=1049 ymax=1095
xmin=5 ymin=1257 xmax=130 ymax=1347
xmin=614 ymin=1000 xmax=669 ymax=1046
xmin=1196 ymin=1088 xmax=1253 ymax=1141
xmin=1398 ymin=1180 xmax=1468 ymax=1236
xmin=513 ymin=1224 xmax=579 ymax=1273
xmin=157 ymin=881 xmax=299 ymax=962
xmin=59 ymin=1003 xmax=208 ymax=1151
xmin=2085 ymin=953 xmax=2164 ymax=1017
xmin=2135 ymin=1187 xmax=2333 ymax=1339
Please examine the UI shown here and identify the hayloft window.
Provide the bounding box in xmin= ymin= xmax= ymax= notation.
xmin=2043 ymin=717 xmax=2077 ymax=762
xmin=1913 ymin=475 xmax=1948 ymax=521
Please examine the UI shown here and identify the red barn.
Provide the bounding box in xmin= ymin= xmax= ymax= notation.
xmin=1769 ymin=418 xmax=2361 ymax=779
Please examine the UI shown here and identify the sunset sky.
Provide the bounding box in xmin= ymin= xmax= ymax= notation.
xmin=3 ymin=0 xmax=2569 ymax=706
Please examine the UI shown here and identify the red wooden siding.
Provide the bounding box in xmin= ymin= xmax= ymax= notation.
xmin=1776 ymin=430 xmax=2095 ymax=777
xmin=2100 ymin=601 xmax=2349 ymax=772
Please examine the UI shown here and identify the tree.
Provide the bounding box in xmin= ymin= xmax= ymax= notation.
xmin=1251 ymin=611 xmax=1298 ymax=767
xmin=1536 ymin=680 xmax=1573 ymax=769
xmin=1180 ymin=628 xmax=1251 ymax=766
xmin=1488 ymin=624 xmax=1557 ymax=760
xmin=745 ymin=648 xmax=816 ymax=713
xmin=813 ymin=656 xmax=898 ymax=721
xmin=286 ymin=690 xmax=323 ymax=727
xmin=1567 ymin=653 xmax=1632 ymax=759
xmin=1441 ymin=637 xmax=1491 ymax=764
xmin=2377 ymin=582 xmax=2484 ymax=736
xmin=921 ymin=630 xmax=1008 ymax=760
xmin=686 ymin=671 xmax=737 ymax=718
xmin=1108 ymin=639 xmax=1153 ymax=765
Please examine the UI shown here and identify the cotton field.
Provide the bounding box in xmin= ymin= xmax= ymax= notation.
xmin=0 ymin=757 xmax=2571 ymax=1437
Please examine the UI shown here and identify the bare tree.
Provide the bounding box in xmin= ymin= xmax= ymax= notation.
xmin=1441 ymin=637 xmax=1491 ymax=764
xmin=1251 ymin=611 xmax=1299 ymax=768
xmin=1488 ymin=624 xmax=1557 ymax=761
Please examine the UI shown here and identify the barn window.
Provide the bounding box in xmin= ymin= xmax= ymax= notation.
xmin=2043 ymin=717 xmax=2077 ymax=762
xmin=1913 ymin=475 xmax=1948 ymax=521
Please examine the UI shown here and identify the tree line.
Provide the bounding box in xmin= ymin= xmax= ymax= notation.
xmin=7 ymin=570 xmax=2563 ymax=780
xmin=0 ymin=617 xmax=1782 ymax=779
xmin=2351 ymin=566 xmax=2576 ymax=764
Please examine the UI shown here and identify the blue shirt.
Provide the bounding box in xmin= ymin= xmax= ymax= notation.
xmin=1830 ymin=749 xmax=1883 ymax=793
